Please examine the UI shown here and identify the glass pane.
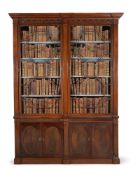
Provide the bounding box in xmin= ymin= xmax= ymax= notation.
xmin=70 ymin=25 xmax=111 ymax=114
xmin=20 ymin=25 xmax=61 ymax=114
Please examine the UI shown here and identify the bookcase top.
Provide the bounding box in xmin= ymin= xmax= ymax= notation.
xmin=9 ymin=13 xmax=123 ymax=19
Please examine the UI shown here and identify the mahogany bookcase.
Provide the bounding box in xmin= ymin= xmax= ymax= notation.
xmin=9 ymin=13 xmax=123 ymax=164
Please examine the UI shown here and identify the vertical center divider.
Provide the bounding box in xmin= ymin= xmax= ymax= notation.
xmin=62 ymin=19 xmax=70 ymax=161
xmin=62 ymin=20 xmax=71 ymax=115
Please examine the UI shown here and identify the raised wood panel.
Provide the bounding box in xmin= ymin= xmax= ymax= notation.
xmin=42 ymin=123 xmax=63 ymax=157
xmin=20 ymin=123 xmax=41 ymax=157
xmin=92 ymin=123 xmax=113 ymax=158
xmin=69 ymin=124 xmax=90 ymax=157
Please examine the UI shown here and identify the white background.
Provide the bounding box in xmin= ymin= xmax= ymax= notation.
xmin=0 ymin=0 xmax=139 ymax=174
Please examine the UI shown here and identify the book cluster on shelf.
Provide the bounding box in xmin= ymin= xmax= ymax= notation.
xmin=21 ymin=61 xmax=60 ymax=77
xmin=71 ymin=60 xmax=110 ymax=76
xmin=22 ymin=78 xmax=60 ymax=95
xmin=21 ymin=44 xmax=61 ymax=58
xmin=22 ymin=98 xmax=60 ymax=114
xmin=71 ymin=43 xmax=110 ymax=57
xmin=71 ymin=77 xmax=110 ymax=95
xmin=72 ymin=26 xmax=110 ymax=41
xmin=21 ymin=26 xmax=59 ymax=41
xmin=71 ymin=97 xmax=110 ymax=114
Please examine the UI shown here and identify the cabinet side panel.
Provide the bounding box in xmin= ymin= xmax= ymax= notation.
xmin=112 ymin=20 xmax=119 ymax=163
xmin=13 ymin=19 xmax=20 ymax=114
xmin=112 ymin=21 xmax=118 ymax=115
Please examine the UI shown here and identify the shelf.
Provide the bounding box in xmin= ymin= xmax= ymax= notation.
xmin=21 ymin=41 xmax=61 ymax=44
xmin=71 ymin=76 xmax=111 ymax=78
xmin=21 ymin=95 xmax=61 ymax=98
xmin=21 ymin=58 xmax=60 ymax=62
xmin=71 ymin=40 xmax=111 ymax=44
xmin=71 ymin=94 xmax=111 ymax=97
xmin=21 ymin=76 xmax=61 ymax=79
xmin=71 ymin=57 xmax=111 ymax=62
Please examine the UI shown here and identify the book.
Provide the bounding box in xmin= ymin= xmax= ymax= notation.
xmin=72 ymin=26 xmax=85 ymax=40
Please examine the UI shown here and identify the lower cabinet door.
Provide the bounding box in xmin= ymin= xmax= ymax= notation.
xmin=42 ymin=123 xmax=64 ymax=158
xmin=91 ymin=122 xmax=113 ymax=158
xmin=68 ymin=121 xmax=113 ymax=159
xmin=20 ymin=123 xmax=41 ymax=157
xmin=69 ymin=123 xmax=91 ymax=158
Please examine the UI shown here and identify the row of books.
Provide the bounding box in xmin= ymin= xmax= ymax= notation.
xmin=22 ymin=44 xmax=61 ymax=58
xmin=22 ymin=26 xmax=59 ymax=41
xmin=71 ymin=78 xmax=110 ymax=95
xmin=22 ymin=79 xmax=60 ymax=95
xmin=72 ymin=26 xmax=110 ymax=41
xmin=71 ymin=43 xmax=110 ymax=57
xmin=71 ymin=60 xmax=110 ymax=76
xmin=71 ymin=97 xmax=110 ymax=114
xmin=22 ymin=98 xmax=60 ymax=114
xmin=21 ymin=61 xmax=60 ymax=77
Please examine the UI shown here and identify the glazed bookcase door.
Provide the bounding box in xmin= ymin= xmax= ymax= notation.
xmin=20 ymin=25 xmax=62 ymax=115
xmin=70 ymin=25 xmax=112 ymax=115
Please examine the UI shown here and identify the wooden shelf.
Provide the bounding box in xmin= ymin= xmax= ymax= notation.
xmin=21 ymin=95 xmax=61 ymax=98
xmin=71 ymin=75 xmax=111 ymax=78
xmin=21 ymin=76 xmax=61 ymax=79
xmin=71 ymin=57 xmax=112 ymax=62
xmin=21 ymin=41 xmax=61 ymax=44
xmin=71 ymin=40 xmax=111 ymax=44
xmin=71 ymin=94 xmax=111 ymax=97
xmin=21 ymin=58 xmax=60 ymax=62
